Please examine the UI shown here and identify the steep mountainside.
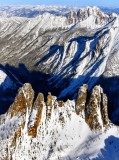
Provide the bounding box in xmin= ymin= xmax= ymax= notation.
xmin=0 ymin=7 xmax=118 ymax=122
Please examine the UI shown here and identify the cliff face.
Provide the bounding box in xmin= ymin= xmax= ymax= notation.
xmin=8 ymin=83 xmax=34 ymax=118
xmin=76 ymin=84 xmax=109 ymax=130
xmin=67 ymin=7 xmax=110 ymax=26
xmin=85 ymin=86 xmax=109 ymax=130
xmin=76 ymin=84 xmax=88 ymax=115
xmin=28 ymin=93 xmax=44 ymax=137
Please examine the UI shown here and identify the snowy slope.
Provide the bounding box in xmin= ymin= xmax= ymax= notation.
xmin=0 ymin=6 xmax=118 ymax=117
xmin=10 ymin=116 xmax=119 ymax=160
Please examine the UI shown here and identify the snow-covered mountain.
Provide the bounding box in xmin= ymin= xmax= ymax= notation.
xmin=0 ymin=5 xmax=74 ymax=17
xmin=0 ymin=6 xmax=119 ymax=160
xmin=0 ymin=6 xmax=118 ymax=121
xmin=0 ymin=5 xmax=118 ymax=18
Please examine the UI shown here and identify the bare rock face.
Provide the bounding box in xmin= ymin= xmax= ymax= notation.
xmin=28 ymin=93 xmax=44 ymax=137
xmin=58 ymin=101 xmax=64 ymax=108
xmin=67 ymin=7 xmax=109 ymax=26
xmin=75 ymin=84 xmax=109 ymax=130
xmin=11 ymin=127 xmax=22 ymax=150
xmin=85 ymin=85 xmax=109 ymax=130
xmin=6 ymin=83 xmax=109 ymax=143
xmin=46 ymin=92 xmax=53 ymax=119
xmin=67 ymin=11 xmax=77 ymax=24
xmin=8 ymin=83 xmax=34 ymax=149
xmin=77 ymin=7 xmax=109 ymax=24
xmin=101 ymin=93 xmax=109 ymax=126
xmin=76 ymin=84 xmax=88 ymax=115
xmin=85 ymin=86 xmax=102 ymax=130
xmin=0 ymin=82 xmax=110 ymax=159
xmin=7 ymin=83 xmax=34 ymax=118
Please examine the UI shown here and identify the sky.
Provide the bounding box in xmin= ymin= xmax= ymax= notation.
xmin=0 ymin=0 xmax=119 ymax=7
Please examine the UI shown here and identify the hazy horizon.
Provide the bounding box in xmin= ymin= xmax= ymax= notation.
xmin=0 ymin=0 xmax=118 ymax=8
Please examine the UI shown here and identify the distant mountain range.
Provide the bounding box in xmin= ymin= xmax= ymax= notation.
xmin=0 ymin=5 xmax=119 ymax=18
xmin=0 ymin=5 xmax=73 ymax=17
xmin=101 ymin=7 xmax=119 ymax=15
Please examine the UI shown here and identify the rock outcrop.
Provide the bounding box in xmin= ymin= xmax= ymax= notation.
xmin=85 ymin=85 xmax=109 ymax=130
xmin=75 ymin=84 xmax=109 ymax=130
xmin=7 ymin=83 xmax=34 ymax=118
xmin=67 ymin=7 xmax=110 ymax=26
xmin=46 ymin=92 xmax=53 ymax=120
xmin=67 ymin=11 xmax=77 ymax=24
xmin=7 ymin=83 xmax=109 ymax=138
xmin=28 ymin=93 xmax=44 ymax=137
xmin=101 ymin=93 xmax=109 ymax=126
xmin=8 ymin=83 xmax=34 ymax=150
xmin=2 ymin=83 xmax=109 ymax=152
xmin=0 ymin=83 xmax=110 ymax=159
xmin=5 ymin=83 xmax=109 ymax=141
xmin=76 ymin=84 xmax=88 ymax=115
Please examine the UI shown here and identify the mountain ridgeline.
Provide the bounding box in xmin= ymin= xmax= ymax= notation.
xmin=0 ymin=83 xmax=109 ymax=159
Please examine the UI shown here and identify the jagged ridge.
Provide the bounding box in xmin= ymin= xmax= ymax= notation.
xmin=0 ymin=83 xmax=110 ymax=159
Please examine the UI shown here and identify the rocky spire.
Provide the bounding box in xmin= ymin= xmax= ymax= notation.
xmin=28 ymin=93 xmax=44 ymax=137
xmin=7 ymin=83 xmax=34 ymax=118
xmin=8 ymin=83 xmax=35 ymax=151
xmin=46 ymin=92 xmax=53 ymax=119
xmin=101 ymin=92 xmax=109 ymax=126
xmin=0 ymin=83 xmax=110 ymax=159
xmin=5 ymin=82 xmax=110 ymax=149
xmin=76 ymin=84 xmax=88 ymax=115
xmin=67 ymin=11 xmax=77 ymax=24
xmin=85 ymin=85 xmax=109 ymax=130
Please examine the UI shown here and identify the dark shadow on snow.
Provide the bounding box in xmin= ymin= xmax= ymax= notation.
xmin=93 ymin=136 xmax=119 ymax=160
xmin=35 ymin=45 xmax=64 ymax=66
